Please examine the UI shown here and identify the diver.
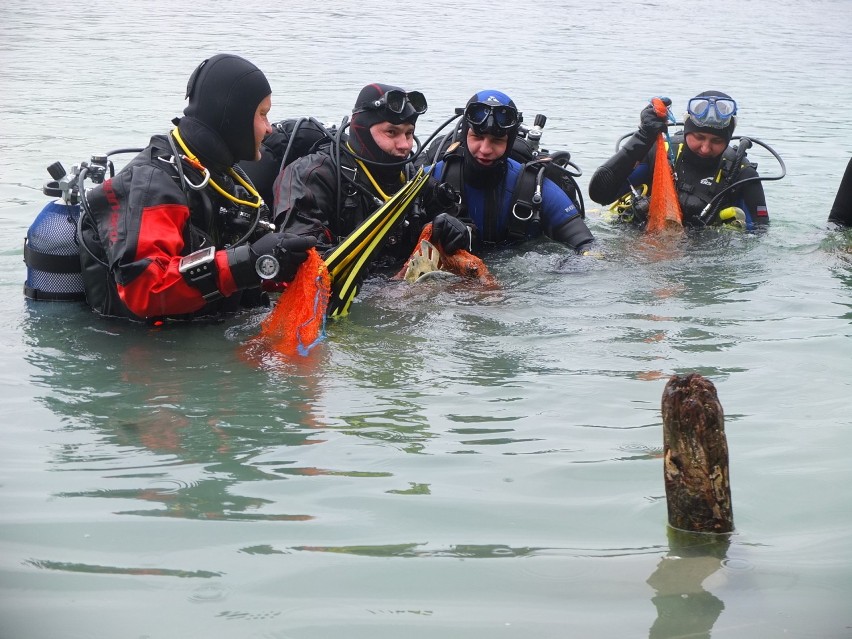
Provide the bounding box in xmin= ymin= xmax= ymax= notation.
xmin=272 ymin=83 xmax=451 ymax=272
xmin=588 ymin=91 xmax=770 ymax=230
xmin=828 ymin=157 xmax=852 ymax=228
xmin=78 ymin=54 xmax=315 ymax=321
xmin=427 ymin=90 xmax=595 ymax=255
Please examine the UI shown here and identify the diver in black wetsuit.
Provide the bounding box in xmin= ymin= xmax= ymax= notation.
xmin=271 ymin=83 xmax=435 ymax=271
xmin=589 ymin=91 xmax=771 ymax=231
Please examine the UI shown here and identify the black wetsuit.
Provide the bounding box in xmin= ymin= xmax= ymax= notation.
xmin=272 ymin=148 xmax=436 ymax=271
xmin=828 ymin=157 xmax=852 ymax=228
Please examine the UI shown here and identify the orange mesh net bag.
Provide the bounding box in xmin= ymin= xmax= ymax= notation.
xmin=646 ymin=97 xmax=684 ymax=234
xmin=258 ymin=247 xmax=330 ymax=356
xmin=394 ymin=223 xmax=496 ymax=286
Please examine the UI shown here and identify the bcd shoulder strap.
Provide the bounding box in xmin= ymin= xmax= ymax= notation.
xmin=507 ymin=160 xmax=548 ymax=242
xmin=507 ymin=153 xmax=586 ymax=242
xmin=436 ymin=141 xmax=463 ymax=183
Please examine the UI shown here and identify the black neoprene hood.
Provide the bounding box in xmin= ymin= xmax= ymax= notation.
xmin=183 ymin=53 xmax=272 ymax=162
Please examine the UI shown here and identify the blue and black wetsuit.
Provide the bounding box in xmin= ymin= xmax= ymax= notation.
xmin=432 ymin=155 xmax=594 ymax=251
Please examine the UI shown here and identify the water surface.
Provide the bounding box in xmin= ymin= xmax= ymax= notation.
xmin=1 ymin=1 xmax=851 ymax=637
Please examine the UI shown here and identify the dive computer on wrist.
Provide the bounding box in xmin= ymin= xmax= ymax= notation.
xmin=254 ymin=254 xmax=280 ymax=280
xmin=179 ymin=247 xmax=222 ymax=301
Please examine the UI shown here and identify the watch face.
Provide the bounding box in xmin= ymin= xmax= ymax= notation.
xmin=255 ymin=254 xmax=280 ymax=280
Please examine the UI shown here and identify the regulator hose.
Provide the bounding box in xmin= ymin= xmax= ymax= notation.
xmin=698 ymin=136 xmax=787 ymax=226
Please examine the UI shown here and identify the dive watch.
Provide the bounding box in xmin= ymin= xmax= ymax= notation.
xmin=255 ymin=254 xmax=280 ymax=280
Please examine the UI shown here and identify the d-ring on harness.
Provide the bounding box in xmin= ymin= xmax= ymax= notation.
xmin=170 ymin=127 xmax=263 ymax=208
xmin=511 ymin=162 xmax=547 ymax=222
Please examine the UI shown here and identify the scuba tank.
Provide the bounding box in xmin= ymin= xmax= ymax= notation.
xmin=523 ymin=114 xmax=547 ymax=155
xmin=24 ymin=152 xmax=139 ymax=302
xmin=24 ymin=161 xmax=90 ymax=301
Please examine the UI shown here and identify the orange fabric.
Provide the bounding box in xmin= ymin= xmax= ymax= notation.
xmin=646 ymin=98 xmax=683 ymax=234
xmin=393 ymin=224 xmax=496 ymax=286
xmin=258 ymin=248 xmax=330 ymax=356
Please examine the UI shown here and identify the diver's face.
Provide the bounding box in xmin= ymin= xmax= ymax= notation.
xmin=685 ymin=131 xmax=727 ymax=159
xmin=370 ymin=122 xmax=415 ymax=158
xmin=466 ymin=130 xmax=508 ymax=167
xmin=253 ymin=95 xmax=273 ymax=160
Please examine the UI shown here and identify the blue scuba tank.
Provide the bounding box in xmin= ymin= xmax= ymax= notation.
xmin=23 ymin=162 xmax=86 ymax=301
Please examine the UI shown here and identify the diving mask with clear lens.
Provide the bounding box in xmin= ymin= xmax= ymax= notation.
xmin=687 ymin=96 xmax=737 ymax=129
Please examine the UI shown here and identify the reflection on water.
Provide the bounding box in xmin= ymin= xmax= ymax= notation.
xmin=647 ymin=528 xmax=731 ymax=639
xmin=25 ymin=559 xmax=222 ymax=579
xmin=22 ymin=304 xmax=328 ymax=524
xmin=56 ymin=484 xmax=314 ymax=522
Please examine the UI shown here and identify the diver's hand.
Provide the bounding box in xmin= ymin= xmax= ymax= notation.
xmin=638 ymin=97 xmax=672 ymax=140
xmin=250 ymin=232 xmax=316 ymax=283
xmin=432 ymin=213 xmax=471 ymax=254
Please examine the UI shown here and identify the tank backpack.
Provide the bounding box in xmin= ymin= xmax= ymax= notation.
xmin=238 ymin=117 xmax=339 ymax=211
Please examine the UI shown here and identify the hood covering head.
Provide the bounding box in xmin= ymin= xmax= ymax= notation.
xmin=461 ymin=90 xmax=521 ymax=186
xmin=683 ymin=90 xmax=737 ymax=145
xmin=349 ymin=83 xmax=420 ymax=169
xmin=180 ymin=53 xmax=271 ymax=168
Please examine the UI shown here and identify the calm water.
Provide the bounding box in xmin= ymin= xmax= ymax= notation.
xmin=2 ymin=1 xmax=852 ymax=637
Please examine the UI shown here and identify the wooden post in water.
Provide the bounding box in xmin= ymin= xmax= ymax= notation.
xmin=661 ymin=374 xmax=733 ymax=533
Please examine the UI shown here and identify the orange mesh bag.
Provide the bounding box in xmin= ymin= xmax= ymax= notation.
xmin=259 ymin=247 xmax=330 ymax=356
xmin=394 ymin=223 xmax=496 ymax=286
xmin=646 ymin=97 xmax=684 ymax=234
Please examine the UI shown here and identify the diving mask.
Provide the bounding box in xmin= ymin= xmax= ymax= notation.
xmin=464 ymin=102 xmax=521 ymax=134
xmin=355 ymin=89 xmax=428 ymax=115
xmin=687 ymin=96 xmax=737 ymax=129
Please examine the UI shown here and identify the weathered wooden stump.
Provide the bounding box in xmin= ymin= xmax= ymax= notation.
xmin=661 ymin=374 xmax=733 ymax=533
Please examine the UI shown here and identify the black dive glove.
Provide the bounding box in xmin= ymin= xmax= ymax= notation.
xmin=245 ymin=232 xmax=316 ymax=283
xmin=616 ymin=97 xmax=673 ymax=165
xmin=432 ymin=213 xmax=472 ymax=254
xmin=637 ymin=97 xmax=671 ymax=142
xmin=589 ymin=98 xmax=672 ymax=205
